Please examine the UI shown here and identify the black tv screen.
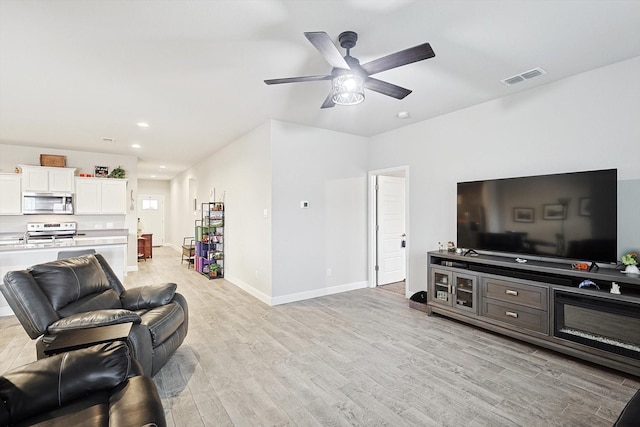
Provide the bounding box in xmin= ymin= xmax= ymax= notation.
xmin=457 ymin=169 xmax=617 ymax=263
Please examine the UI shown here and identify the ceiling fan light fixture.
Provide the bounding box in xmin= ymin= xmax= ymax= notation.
xmin=265 ymin=31 xmax=435 ymax=109
xmin=331 ymin=73 xmax=365 ymax=106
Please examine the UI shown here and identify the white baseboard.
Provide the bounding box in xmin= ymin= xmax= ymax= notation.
xmin=224 ymin=275 xmax=368 ymax=306
xmin=224 ymin=274 xmax=272 ymax=305
xmin=0 ymin=306 xmax=15 ymax=317
xmin=270 ymin=281 xmax=368 ymax=306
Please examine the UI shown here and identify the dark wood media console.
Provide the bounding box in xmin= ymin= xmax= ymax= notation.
xmin=427 ymin=250 xmax=640 ymax=377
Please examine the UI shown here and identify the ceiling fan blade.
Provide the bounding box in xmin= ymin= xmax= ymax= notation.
xmin=304 ymin=31 xmax=350 ymax=70
xmin=365 ymin=78 xmax=412 ymax=99
xmin=361 ymin=42 xmax=435 ymax=75
xmin=264 ymin=75 xmax=332 ymax=85
xmin=320 ymin=92 xmax=335 ymax=109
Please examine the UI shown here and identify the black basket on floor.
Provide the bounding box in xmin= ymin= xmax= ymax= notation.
xmin=408 ymin=291 xmax=428 ymax=312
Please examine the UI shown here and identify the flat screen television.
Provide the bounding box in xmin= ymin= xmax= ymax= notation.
xmin=457 ymin=169 xmax=617 ymax=263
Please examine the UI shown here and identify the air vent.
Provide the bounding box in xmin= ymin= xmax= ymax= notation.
xmin=501 ymin=67 xmax=547 ymax=86
xmin=101 ymin=137 xmax=115 ymax=143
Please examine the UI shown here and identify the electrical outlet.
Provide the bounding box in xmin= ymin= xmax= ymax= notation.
xmin=300 ymin=201 xmax=309 ymax=209
xmin=327 ymin=268 xmax=332 ymax=277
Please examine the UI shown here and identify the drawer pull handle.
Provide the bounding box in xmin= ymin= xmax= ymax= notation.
xmin=505 ymin=290 xmax=518 ymax=296
xmin=505 ymin=311 xmax=518 ymax=318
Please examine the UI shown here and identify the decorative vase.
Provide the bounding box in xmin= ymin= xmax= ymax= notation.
xmin=623 ymin=264 xmax=640 ymax=275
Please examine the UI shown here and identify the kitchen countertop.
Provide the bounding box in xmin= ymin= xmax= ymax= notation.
xmin=0 ymin=229 xmax=129 ymax=251
xmin=0 ymin=237 xmax=127 ymax=252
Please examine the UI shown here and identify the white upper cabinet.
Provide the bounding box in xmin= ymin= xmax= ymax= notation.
xmin=21 ymin=166 xmax=75 ymax=193
xmin=100 ymin=179 xmax=128 ymax=214
xmin=74 ymin=178 xmax=101 ymax=214
xmin=0 ymin=173 xmax=22 ymax=215
xmin=75 ymin=178 xmax=127 ymax=215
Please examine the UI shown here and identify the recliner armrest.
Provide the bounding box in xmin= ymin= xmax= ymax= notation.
xmin=47 ymin=309 xmax=141 ymax=334
xmin=120 ymin=283 xmax=177 ymax=310
xmin=0 ymin=342 xmax=132 ymax=425
xmin=615 ymin=389 xmax=640 ymax=427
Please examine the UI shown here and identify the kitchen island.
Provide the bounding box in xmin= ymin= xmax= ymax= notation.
xmin=0 ymin=229 xmax=127 ymax=316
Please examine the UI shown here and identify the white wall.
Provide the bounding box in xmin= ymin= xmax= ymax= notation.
xmin=138 ymin=179 xmax=171 ymax=246
xmin=138 ymin=179 xmax=170 ymax=196
xmin=270 ymin=121 xmax=369 ymax=302
xmin=170 ymin=122 xmax=273 ymax=300
xmin=368 ymin=56 xmax=640 ymax=295
xmin=169 ymin=120 xmax=370 ymax=305
xmin=0 ymin=143 xmax=139 ymax=268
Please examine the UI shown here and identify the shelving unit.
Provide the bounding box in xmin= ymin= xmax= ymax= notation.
xmin=194 ymin=202 xmax=224 ymax=279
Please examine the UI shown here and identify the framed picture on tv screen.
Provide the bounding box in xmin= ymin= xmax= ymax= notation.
xmin=544 ymin=204 xmax=566 ymax=220
xmin=513 ymin=208 xmax=534 ymax=223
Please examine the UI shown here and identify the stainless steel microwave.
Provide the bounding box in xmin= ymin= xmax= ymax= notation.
xmin=22 ymin=192 xmax=74 ymax=215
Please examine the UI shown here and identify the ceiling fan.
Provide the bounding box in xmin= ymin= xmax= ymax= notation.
xmin=264 ymin=31 xmax=435 ymax=109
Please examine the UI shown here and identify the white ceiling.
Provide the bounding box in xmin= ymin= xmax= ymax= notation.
xmin=1 ymin=0 xmax=640 ymax=180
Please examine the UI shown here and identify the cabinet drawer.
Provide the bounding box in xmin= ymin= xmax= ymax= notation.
xmin=482 ymin=278 xmax=548 ymax=310
xmin=481 ymin=298 xmax=549 ymax=334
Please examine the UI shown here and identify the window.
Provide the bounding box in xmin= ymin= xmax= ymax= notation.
xmin=142 ymin=199 xmax=158 ymax=210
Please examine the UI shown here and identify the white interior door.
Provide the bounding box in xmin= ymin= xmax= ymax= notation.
xmin=377 ymin=175 xmax=406 ymax=285
xmin=138 ymin=195 xmax=165 ymax=246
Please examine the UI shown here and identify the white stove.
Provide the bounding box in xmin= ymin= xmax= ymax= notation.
xmin=26 ymin=222 xmax=77 ymax=240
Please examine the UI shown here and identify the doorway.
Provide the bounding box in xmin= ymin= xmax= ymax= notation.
xmin=368 ymin=166 xmax=409 ymax=296
xmin=137 ymin=195 xmax=165 ymax=246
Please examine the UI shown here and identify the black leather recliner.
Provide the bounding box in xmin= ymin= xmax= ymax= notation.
xmin=1 ymin=253 xmax=188 ymax=377
xmin=615 ymin=389 xmax=640 ymax=426
xmin=0 ymin=341 xmax=166 ymax=427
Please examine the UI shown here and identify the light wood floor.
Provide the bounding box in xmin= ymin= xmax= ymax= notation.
xmin=379 ymin=280 xmax=406 ymax=296
xmin=1 ymin=247 xmax=639 ymax=426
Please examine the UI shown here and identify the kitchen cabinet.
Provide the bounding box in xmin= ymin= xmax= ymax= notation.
xmin=20 ymin=165 xmax=75 ymax=192
xmin=0 ymin=174 xmax=22 ymax=215
xmin=75 ymin=178 xmax=127 ymax=214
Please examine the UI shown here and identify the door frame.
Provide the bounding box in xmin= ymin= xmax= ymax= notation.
xmin=368 ymin=165 xmax=410 ymax=296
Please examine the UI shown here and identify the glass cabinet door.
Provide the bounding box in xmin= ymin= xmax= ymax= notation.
xmin=432 ymin=270 xmax=452 ymax=306
xmin=454 ymin=273 xmax=476 ymax=312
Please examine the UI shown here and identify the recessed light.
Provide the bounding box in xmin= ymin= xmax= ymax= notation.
xmin=159 ymin=165 xmax=166 ymax=169
xmin=397 ymin=111 xmax=411 ymax=119
xmin=131 ymin=144 xmax=141 ymax=148
xmin=151 ymin=175 xmax=156 ymax=178
xmin=137 ymin=122 xmax=150 ymax=128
